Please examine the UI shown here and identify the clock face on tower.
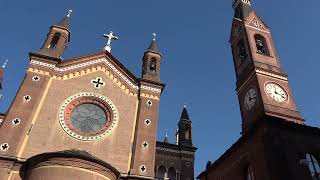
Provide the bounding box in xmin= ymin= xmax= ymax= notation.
xmin=265 ymin=82 xmax=288 ymax=103
xmin=244 ymin=88 xmax=257 ymax=111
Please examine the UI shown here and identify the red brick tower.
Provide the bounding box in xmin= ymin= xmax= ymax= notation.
xmin=230 ymin=0 xmax=303 ymax=133
xmin=129 ymin=34 xmax=165 ymax=179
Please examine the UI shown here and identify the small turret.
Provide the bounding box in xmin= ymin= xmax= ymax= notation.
xmin=178 ymin=105 xmax=193 ymax=147
xmin=141 ymin=33 xmax=162 ymax=82
xmin=37 ymin=10 xmax=72 ymax=59
xmin=164 ymin=132 xmax=169 ymax=143
xmin=233 ymin=0 xmax=253 ymax=20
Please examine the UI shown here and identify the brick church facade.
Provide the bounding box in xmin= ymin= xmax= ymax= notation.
xmin=0 ymin=12 xmax=196 ymax=180
xmin=198 ymin=0 xmax=320 ymax=180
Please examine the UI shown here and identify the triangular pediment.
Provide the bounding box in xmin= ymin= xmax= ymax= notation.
xmin=245 ymin=12 xmax=269 ymax=31
xmin=29 ymin=51 xmax=144 ymax=95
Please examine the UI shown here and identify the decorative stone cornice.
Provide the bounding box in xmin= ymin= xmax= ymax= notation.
xmin=30 ymin=58 xmax=162 ymax=94
xmin=255 ymin=68 xmax=288 ymax=81
xmin=156 ymin=147 xmax=195 ymax=155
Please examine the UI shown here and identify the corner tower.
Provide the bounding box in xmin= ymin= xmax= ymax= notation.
xmin=37 ymin=10 xmax=72 ymax=59
xmin=141 ymin=34 xmax=161 ymax=82
xmin=177 ymin=106 xmax=193 ymax=147
xmin=230 ymin=0 xmax=303 ymax=133
xmin=129 ymin=35 xmax=165 ymax=178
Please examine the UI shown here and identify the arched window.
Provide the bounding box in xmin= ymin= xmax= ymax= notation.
xmin=237 ymin=40 xmax=247 ymax=62
xmin=168 ymin=167 xmax=176 ymax=180
xmin=150 ymin=58 xmax=157 ymax=72
xmin=246 ymin=165 xmax=255 ymax=180
xmin=185 ymin=130 xmax=190 ymax=140
xmin=306 ymin=154 xmax=320 ymax=180
xmin=254 ymin=34 xmax=270 ymax=56
xmin=49 ymin=32 xmax=61 ymax=49
xmin=157 ymin=166 xmax=166 ymax=180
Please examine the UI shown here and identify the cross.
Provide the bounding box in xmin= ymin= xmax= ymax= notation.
xmin=103 ymin=31 xmax=119 ymax=52
xmin=67 ymin=10 xmax=73 ymax=18
xmin=2 ymin=59 xmax=8 ymax=69
xmin=32 ymin=76 xmax=40 ymax=82
xmin=24 ymin=95 xmax=31 ymax=102
xmin=91 ymin=77 xmax=105 ymax=89
xmin=140 ymin=165 xmax=146 ymax=172
xmin=147 ymin=100 xmax=152 ymax=106
xmin=13 ymin=118 xmax=20 ymax=125
xmin=145 ymin=119 xmax=151 ymax=125
xmin=143 ymin=142 xmax=148 ymax=148
xmin=152 ymin=33 xmax=157 ymax=41
xmin=1 ymin=143 xmax=8 ymax=151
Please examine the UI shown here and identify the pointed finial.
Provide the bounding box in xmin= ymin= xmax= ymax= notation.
xmin=164 ymin=129 xmax=169 ymax=143
xmin=67 ymin=10 xmax=73 ymax=18
xmin=152 ymin=33 xmax=157 ymax=41
xmin=183 ymin=104 xmax=187 ymax=108
xmin=2 ymin=59 xmax=8 ymax=69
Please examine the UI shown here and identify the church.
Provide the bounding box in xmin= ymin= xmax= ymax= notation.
xmin=0 ymin=9 xmax=196 ymax=180
xmin=197 ymin=0 xmax=320 ymax=180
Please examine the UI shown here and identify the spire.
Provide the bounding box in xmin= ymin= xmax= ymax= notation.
xmin=36 ymin=11 xmax=71 ymax=59
xmin=56 ymin=10 xmax=72 ymax=29
xmin=1 ymin=59 xmax=8 ymax=69
xmin=0 ymin=59 xmax=8 ymax=93
xmin=164 ymin=131 xmax=169 ymax=143
xmin=180 ymin=105 xmax=190 ymax=120
xmin=233 ymin=0 xmax=254 ymax=20
xmin=147 ymin=33 xmax=159 ymax=53
xmin=141 ymin=33 xmax=162 ymax=82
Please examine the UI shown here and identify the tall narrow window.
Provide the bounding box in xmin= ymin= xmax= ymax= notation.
xmin=306 ymin=154 xmax=320 ymax=180
xmin=246 ymin=165 xmax=255 ymax=180
xmin=255 ymin=35 xmax=270 ymax=56
xmin=185 ymin=130 xmax=190 ymax=140
xmin=48 ymin=32 xmax=61 ymax=49
xmin=150 ymin=58 xmax=157 ymax=71
xmin=237 ymin=40 xmax=247 ymax=62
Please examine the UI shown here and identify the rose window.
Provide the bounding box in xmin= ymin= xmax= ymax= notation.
xmin=59 ymin=92 xmax=119 ymax=141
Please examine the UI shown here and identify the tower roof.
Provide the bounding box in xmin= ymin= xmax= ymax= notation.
xmin=233 ymin=0 xmax=254 ymax=20
xmin=164 ymin=132 xmax=169 ymax=143
xmin=147 ymin=33 xmax=160 ymax=53
xmin=55 ymin=10 xmax=72 ymax=29
xmin=180 ymin=106 xmax=190 ymax=120
xmin=148 ymin=39 xmax=159 ymax=52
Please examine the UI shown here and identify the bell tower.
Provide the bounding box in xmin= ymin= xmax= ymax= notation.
xmin=37 ymin=10 xmax=72 ymax=59
xmin=230 ymin=0 xmax=303 ymax=133
xmin=141 ymin=33 xmax=161 ymax=82
xmin=178 ymin=106 xmax=193 ymax=147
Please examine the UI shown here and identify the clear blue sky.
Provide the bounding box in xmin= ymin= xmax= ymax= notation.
xmin=1 ymin=0 xmax=320 ymax=176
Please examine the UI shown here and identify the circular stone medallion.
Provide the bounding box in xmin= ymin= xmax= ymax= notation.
xmin=59 ymin=92 xmax=119 ymax=141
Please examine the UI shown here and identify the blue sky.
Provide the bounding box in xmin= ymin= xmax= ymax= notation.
xmin=1 ymin=0 xmax=320 ymax=176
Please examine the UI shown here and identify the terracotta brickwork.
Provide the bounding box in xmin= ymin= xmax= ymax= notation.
xmin=198 ymin=1 xmax=320 ymax=180
xmin=0 ymin=12 xmax=192 ymax=180
xmin=199 ymin=118 xmax=320 ymax=180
